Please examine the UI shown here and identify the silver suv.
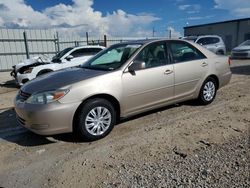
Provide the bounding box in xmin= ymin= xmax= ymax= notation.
xmin=184 ymin=35 xmax=226 ymax=55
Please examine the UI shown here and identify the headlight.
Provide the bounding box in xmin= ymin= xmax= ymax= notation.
xmin=26 ymin=90 xmax=69 ymax=104
xmin=23 ymin=67 xmax=33 ymax=74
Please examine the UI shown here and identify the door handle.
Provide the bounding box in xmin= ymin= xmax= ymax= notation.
xmin=164 ymin=69 xmax=173 ymax=75
xmin=201 ymin=62 xmax=208 ymax=67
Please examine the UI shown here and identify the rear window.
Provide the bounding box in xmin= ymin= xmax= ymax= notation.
xmin=240 ymin=40 xmax=250 ymax=46
xmin=197 ymin=37 xmax=220 ymax=45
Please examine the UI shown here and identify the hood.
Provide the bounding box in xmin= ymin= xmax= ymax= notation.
xmin=21 ymin=67 xmax=107 ymax=94
xmin=15 ymin=56 xmax=51 ymax=70
xmin=232 ymin=45 xmax=250 ymax=52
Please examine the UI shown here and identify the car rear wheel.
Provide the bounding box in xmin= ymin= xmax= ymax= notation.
xmin=216 ymin=50 xmax=224 ymax=55
xmin=198 ymin=77 xmax=217 ymax=105
xmin=75 ymin=98 xmax=116 ymax=141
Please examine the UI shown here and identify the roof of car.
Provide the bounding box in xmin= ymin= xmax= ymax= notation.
xmin=116 ymin=38 xmax=192 ymax=45
xmin=117 ymin=39 xmax=156 ymax=45
xmin=71 ymin=45 xmax=106 ymax=50
xmin=184 ymin=35 xmax=221 ymax=38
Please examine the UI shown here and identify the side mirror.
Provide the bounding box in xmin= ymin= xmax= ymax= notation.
xmin=65 ymin=55 xmax=74 ymax=61
xmin=128 ymin=60 xmax=146 ymax=72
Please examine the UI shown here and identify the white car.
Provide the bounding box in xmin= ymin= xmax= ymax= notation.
xmin=231 ymin=40 xmax=250 ymax=59
xmin=11 ymin=45 xmax=105 ymax=85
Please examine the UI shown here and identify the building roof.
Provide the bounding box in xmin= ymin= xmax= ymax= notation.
xmin=184 ymin=17 xmax=250 ymax=29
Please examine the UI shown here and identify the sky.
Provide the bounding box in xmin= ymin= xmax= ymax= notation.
xmin=0 ymin=0 xmax=250 ymax=38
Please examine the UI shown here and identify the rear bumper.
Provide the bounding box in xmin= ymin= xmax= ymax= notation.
xmin=219 ymin=71 xmax=232 ymax=88
xmin=231 ymin=52 xmax=250 ymax=59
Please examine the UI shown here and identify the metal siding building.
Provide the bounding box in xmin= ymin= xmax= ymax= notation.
xmin=184 ymin=18 xmax=250 ymax=51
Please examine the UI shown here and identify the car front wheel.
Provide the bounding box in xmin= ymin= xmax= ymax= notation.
xmin=75 ymin=98 xmax=116 ymax=141
xmin=198 ymin=77 xmax=217 ymax=105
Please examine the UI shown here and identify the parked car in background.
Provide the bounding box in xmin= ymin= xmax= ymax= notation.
xmin=231 ymin=40 xmax=250 ymax=59
xmin=11 ymin=45 xmax=105 ymax=85
xmin=183 ymin=35 xmax=226 ymax=55
xmin=14 ymin=39 xmax=232 ymax=141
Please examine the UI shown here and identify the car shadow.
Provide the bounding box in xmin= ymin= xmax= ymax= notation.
xmin=0 ymin=79 xmax=19 ymax=89
xmin=119 ymin=104 xmax=178 ymax=124
xmin=0 ymin=101 xmax=198 ymax=146
xmin=50 ymin=105 xmax=181 ymax=143
xmin=2 ymin=131 xmax=56 ymax=147
xmin=231 ymin=65 xmax=250 ymax=75
xmin=0 ymin=109 xmax=56 ymax=147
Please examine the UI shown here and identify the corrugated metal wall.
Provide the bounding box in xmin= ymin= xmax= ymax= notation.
xmin=0 ymin=29 xmax=57 ymax=71
xmin=0 ymin=28 xmax=152 ymax=71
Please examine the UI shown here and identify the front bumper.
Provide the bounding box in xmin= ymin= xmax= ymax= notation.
xmin=14 ymin=100 xmax=81 ymax=135
xmin=10 ymin=66 xmax=34 ymax=86
xmin=15 ymin=72 xmax=34 ymax=86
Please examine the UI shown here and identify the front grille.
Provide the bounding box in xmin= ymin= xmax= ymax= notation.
xmin=19 ymin=90 xmax=31 ymax=101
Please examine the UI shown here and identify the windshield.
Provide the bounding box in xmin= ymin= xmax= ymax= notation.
xmin=81 ymin=43 xmax=142 ymax=71
xmin=240 ymin=40 xmax=250 ymax=46
xmin=52 ymin=47 xmax=73 ymax=62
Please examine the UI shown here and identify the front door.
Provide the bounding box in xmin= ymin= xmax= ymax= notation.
xmin=122 ymin=41 xmax=174 ymax=115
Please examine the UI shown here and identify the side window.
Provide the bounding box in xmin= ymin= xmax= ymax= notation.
xmin=70 ymin=49 xmax=88 ymax=58
xmin=197 ymin=37 xmax=220 ymax=45
xmin=88 ymin=48 xmax=103 ymax=55
xmin=134 ymin=42 xmax=168 ymax=69
xmin=170 ymin=41 xmax=206 ymax=63
xmin=70 ymin=48 xmax=102 ymax=58
xmin=212 ymin=37 xmax=220 ymax=44
xmin=197 ymin=37 xmax=210 ymax=45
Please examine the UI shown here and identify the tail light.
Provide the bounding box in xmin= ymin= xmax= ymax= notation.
xmin=228 ymin=57 xmax=231 ymax=66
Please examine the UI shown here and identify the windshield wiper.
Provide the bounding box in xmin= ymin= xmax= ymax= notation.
xmin=81 ymin=65 xmax=112 ymax=71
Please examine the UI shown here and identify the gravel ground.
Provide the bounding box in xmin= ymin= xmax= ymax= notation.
xmin=0 ymin=60 xmax=249 ymax=188
xmin=105 ymin=133 xmax=249 ymax=188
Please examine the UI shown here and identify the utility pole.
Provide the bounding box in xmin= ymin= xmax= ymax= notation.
xmin=86 ymin=32 xmax=89 ymax=45
xmin=23 ymin=31 xmax=30 ymax=59
xmin=167 ymin=27 xmax=172 ymax=39
xmin=152 ymin=27 xmax=156 ymax=37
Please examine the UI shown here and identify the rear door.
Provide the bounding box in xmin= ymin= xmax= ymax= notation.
xmin=122 ymin=41 xmax=174 ymax=115
xmin=168 ymin=41 xmax=208 ymax=99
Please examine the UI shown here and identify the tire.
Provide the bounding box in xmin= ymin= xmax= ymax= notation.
xmin=75 ymin=98 xmax=116 ymax=141
xmin=37 ymin=69 xmax=53 ymax=77
xmin=216 ymin=50 xmax=224 ymax=55
xmin=198 ymin=77 xmax=217 ymax=105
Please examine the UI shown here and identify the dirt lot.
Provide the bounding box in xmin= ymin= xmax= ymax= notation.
xmin=0 ymin=60 xmax=249 ymax=187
